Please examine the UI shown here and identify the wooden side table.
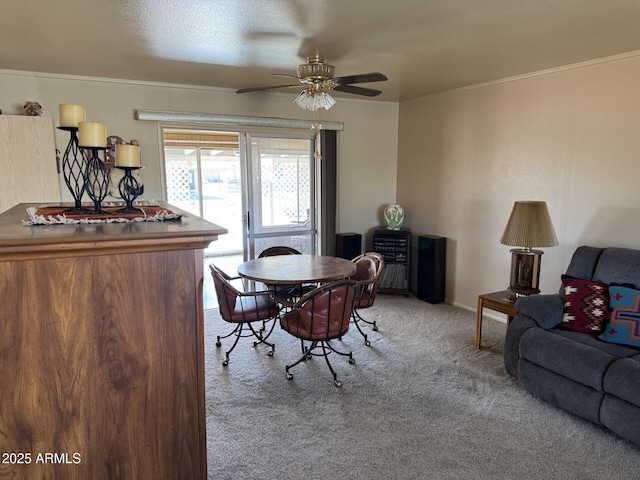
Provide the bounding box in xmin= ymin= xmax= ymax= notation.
xmin=475 ymin=290 xmax=518 ymax=349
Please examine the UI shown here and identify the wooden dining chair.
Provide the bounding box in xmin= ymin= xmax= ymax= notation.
xmin=280 ymin=279 xmax=357 ymax=387
xmin=210 ymin=264 xmax=280 ymax=366
xmin=350 ymin=252 xmax=385 ymax=346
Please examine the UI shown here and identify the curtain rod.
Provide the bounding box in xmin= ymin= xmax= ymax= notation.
xmin=135 ymin=110 xmax=344 ymax=131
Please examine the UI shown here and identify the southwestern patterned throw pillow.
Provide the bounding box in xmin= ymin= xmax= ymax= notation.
xmin=599 ymin=285 xmax=640 ymax=348
xmin=560 ymin=276 xmax=609 ymax=334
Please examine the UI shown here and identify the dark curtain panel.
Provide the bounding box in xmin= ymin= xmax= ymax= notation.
xmin=320 ymin=130 xmax=337 ymax=255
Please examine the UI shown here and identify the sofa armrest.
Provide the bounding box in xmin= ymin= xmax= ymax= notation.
xmin=504 ymin=294 xmax=564 ymax=379
xmin=504 ymin=313 xmax=537 ymax=379
xmin=514 ymin=293 xmax=564 ymax=329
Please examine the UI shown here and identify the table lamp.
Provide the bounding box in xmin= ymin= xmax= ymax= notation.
xmin=500 ymin=201 xmax=558 ymax=299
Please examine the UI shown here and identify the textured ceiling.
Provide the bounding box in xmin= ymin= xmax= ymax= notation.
xmin=3 ymin=0 xmax=640 ymax=102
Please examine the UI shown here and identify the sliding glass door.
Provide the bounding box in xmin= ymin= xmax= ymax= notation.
xmin=244 ymin=133 xmax=316 ymax=258
xmin=163 ymin=131 xmax=242 ymax=257
xmin=163 ymin=128 xmax=316 ymax=261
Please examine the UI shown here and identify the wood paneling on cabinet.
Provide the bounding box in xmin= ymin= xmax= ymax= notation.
xmin=0 ymin=203 xmax=227 ymax=479
xmin=0 ymin=116 xmax=60 ymax=213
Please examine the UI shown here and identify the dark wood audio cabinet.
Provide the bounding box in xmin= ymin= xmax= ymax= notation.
xmin=373 ymin=228 xmax=411 ymax=296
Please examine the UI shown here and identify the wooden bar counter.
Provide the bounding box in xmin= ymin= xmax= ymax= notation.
xmin=0 ymin=203 xmax=226 ymax=479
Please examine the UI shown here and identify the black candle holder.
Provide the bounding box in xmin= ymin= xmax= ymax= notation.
xmin=82 ymin=147 xmax=110 ymax=214
xmin=58 ymin=127 xmax=90 ymax=211
xmin=116 ymin=166 xmax=144 ymax=212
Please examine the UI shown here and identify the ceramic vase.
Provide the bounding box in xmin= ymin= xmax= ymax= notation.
xmin=384 ymin=204 xmax=404 ymax=230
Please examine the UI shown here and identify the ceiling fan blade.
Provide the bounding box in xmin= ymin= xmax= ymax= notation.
xmin=236 ymin=84 xmax=302 ymax=94
xmin=334 ymin=72 xmax=388 ymax=85
xmin=333 ymin=84 xmax=383 ymax=97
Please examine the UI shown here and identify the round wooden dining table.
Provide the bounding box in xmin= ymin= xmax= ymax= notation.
xmin=237 ymin=255 xmax=357 ymax=285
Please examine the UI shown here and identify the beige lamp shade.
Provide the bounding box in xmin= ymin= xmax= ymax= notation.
xmin=500 ymin=201 xmax=558 ymax=249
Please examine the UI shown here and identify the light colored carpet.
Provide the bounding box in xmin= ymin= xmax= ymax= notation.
xmin=204 ymin=295 xmax=640 ymax=479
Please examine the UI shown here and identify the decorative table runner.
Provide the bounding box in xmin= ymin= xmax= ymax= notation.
xmin=22 ymin=203 xmax=182 ymax=225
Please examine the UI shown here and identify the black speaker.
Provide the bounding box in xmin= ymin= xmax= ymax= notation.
xmin=417 ymin=235 xmax=446 ymax=303
xmin=335 ymin=233 xmax=362 ymax=260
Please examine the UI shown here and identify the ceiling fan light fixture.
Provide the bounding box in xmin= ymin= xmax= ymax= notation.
xmin=294 ymin=89 xmax=336 ymax=111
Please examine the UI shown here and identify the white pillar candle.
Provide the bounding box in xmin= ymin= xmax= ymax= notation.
xmin=58 ymin=104 xmax=86 ymax=128
xmin=115 ymin=144 xmax=141 ymax=167
xmin=78 ymin=122 xmax=107 ymax=147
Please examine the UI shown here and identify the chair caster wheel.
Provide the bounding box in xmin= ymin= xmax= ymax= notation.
xmin=222 ymin=359 xmax=229 ymax=366
xmin=349 ymin=357 xmax=356 ymax=364
xmin=286 ymin=372 xmax=293 ymax=380
xmin=373 ymin=325 xmax=379 ymax=332
xmin=267 ymin=350 xmax=274 ymax=357
xmin=215 ymin=341 xmax=221 ymax=348
xmin=365 ymin=340 xmax=371 ymax=347
xmin=334 ymin=380 xmax=342 ymax=388
xmin=253 ymin=341 xmax=258 ymax=347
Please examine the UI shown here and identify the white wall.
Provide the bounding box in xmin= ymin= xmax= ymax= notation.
xmin=398 ymin=52 xmax=640 ymax=311
xmin=0 ymin=70 xmax=399 ymax=244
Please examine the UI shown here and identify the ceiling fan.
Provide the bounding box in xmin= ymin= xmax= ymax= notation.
xmin=236 ymin=55 xmax=388 ymax=111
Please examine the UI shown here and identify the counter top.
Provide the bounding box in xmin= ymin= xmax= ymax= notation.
xmin=0 ymin=202 xmax=227 ymax=260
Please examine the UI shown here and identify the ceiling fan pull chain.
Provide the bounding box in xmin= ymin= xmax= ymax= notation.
xmin=312 ymin=121 xmax=322 ymax=160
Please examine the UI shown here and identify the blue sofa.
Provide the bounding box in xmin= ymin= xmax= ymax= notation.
xmin=504 ymin=246 xmax=640 ymax=446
